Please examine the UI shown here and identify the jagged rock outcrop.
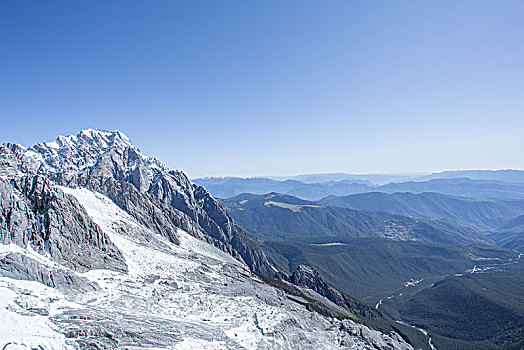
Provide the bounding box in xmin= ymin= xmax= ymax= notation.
xmin=0 ymin=129 xmax=418 ymax=349
xmin=2 ymin=130 xmax=385 ymax=317
xmin=0 ymin=253 xmax=98 ymax=294
xmin=290 ymin=265 xmax=377 ymax=319
xmin=1 ymin=129 xmax=277 ymax=276
xmin=0 ymin=179 xmax=37 ymax=247
xmin=0 ymin=174 xmax=127 ymax=274
xmin=337 ymin=321 xmax=413 ymax=350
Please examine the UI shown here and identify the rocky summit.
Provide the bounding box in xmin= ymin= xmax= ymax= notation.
xmin=0 ymin=129 xmax=414 ymax=349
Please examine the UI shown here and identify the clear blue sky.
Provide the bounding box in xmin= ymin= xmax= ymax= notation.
xmin=1 ymin=1 xmax=523 ymax=178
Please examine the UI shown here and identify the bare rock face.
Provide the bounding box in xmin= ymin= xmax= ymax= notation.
xmin=53 ymin=174 xmax=185 ymax=246
xmin=2 ymin=129 xmax=278 ymax=277
xmin=0 ymin=130 xmax=418 ymax=350
xmin=2 ymin=130 xmax=353 ymax=306
xmin=0 ymin=179 xmax=37 ymax=248
xmin=291 ymin=265 xmax=377 ymax=319
xmin=0 ymin=174 xmax=127 ymax=275
xmin=0 ymin=253 xmax=98 ymax=294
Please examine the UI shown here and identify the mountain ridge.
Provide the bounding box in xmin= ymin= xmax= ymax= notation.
xmin=0 ymin=128 xmax=423 ymax=349
xmin=220 ymin=192 xmax=487 ymax=246
xmin=195 ymin=175 xmax=524 ymax=201
xmin=2 ymin=129 xmax=277 ymax=277
xmin=319 ymin=191 xmax=524 ymax=231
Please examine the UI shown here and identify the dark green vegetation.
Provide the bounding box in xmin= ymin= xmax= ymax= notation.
xmin=320 ymin=192 xmax=524 ymax=231
xmin=221 ymin=192 xmax=520 ymax=301
xmin=210 ymin=175 xmax=524 ymax=348
xmin=220 ymin=193 xmax=485 ymax=245
xmin=261 ymin=237 xmax=519 ymax=300
xmin=383 ymin=269 xmax=524 ymax=350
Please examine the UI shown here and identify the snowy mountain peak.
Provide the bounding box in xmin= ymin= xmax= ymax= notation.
xmin=50 ymin=128 xmax=132 ymax=150
xmin=19 ymin=129 xmax=164 ymax=178
xmin=27 ymin=129 xmax=136 ymax=173
xmin=0 ymin=129 xmax=417 ymax=349
xmin=1 ymin=128 xmax=280 ymax=277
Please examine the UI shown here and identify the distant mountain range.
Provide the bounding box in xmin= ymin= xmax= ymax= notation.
xmin=220 ymin=193 xmax=486 ymax=246
xmin=378 ymin=178 xmax=524 ymax=200
xmin=419 ymin=169 xmax=524 ymax=183
xmin=219 ymin=191 xmax=523 ymax=302
xmin=3 ymin=129 xmax=522 ymax=349
xmin=319 ymin=192 xmax=524 ymax=231
xmin=266 ymin=173 xmax=422 ymax=185
xmin=264 ymin=169 xmax=524 ymax=185
xmin=194 ymin=174 xmax=524 ymax=201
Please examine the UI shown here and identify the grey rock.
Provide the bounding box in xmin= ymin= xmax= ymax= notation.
xmin=291 ymin=265 xmax=377 ymax=319
xmin=0 ymin=172 xmax=127 ymax=274
xmin=3 ymin=129 xmax=278 ymax=276
xmin=0 ymin=178 xmax=37 ymax=248
xmin=337 ymin=320 xmax=414 ymax=350
xmin=2 ymin=131 xmax=370 ymax=317
xmin=0 ymin=253 xmax=98 ymax=294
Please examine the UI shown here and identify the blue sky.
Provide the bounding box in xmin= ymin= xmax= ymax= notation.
xmin=1 ymin=1 xmax=523 ymax=178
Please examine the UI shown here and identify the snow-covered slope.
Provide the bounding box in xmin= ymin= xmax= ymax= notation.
xmin=0 ymin=129 xmax=418 ymax=348
xmin=0 ymin=276 xmax=77 ymax=350
xmin=1 ymin=186 xmax=413 ymax=349
xmin=28 ymin=129 xmax=163 ymax=175
xmin=2 ymin=129 xmax=277 ymax=276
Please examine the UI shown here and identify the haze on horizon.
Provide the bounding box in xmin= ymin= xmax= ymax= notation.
xmin=1 ymin=1 xmax=523 ymax=178
xmin=194 ymin=169 xmax=524 ymax=180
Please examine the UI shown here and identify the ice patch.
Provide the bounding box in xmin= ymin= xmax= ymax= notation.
xmin=0 ymin=278 xmax=78 ymax=350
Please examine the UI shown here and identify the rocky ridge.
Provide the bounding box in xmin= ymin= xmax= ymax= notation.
xmin=0 ymin=129 xmax=416 ymax=349
xmin=2 ymin=129 xmax=275 ymax=276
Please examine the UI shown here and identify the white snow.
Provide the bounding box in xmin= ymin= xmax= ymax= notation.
xmin=59 ymin=187 xmax=340 ymax=348
xmin=0 ymin=185 xmax=413 ymax=349
xmin=26 ymin=129 xmax=172 ymax=182
xmin=0 ymin=277 xmax=78 ymax=350
xmin=311 ymin=243 xmax=347 ymax=247
xmin=44 ymin=140 xmax=59 ymax=150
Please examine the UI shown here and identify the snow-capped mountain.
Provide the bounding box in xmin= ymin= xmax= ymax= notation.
xmin=0 ymin=129 xmax=414 ymax=349
xmin=3 ymin=128 xmax=274 ymax=276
